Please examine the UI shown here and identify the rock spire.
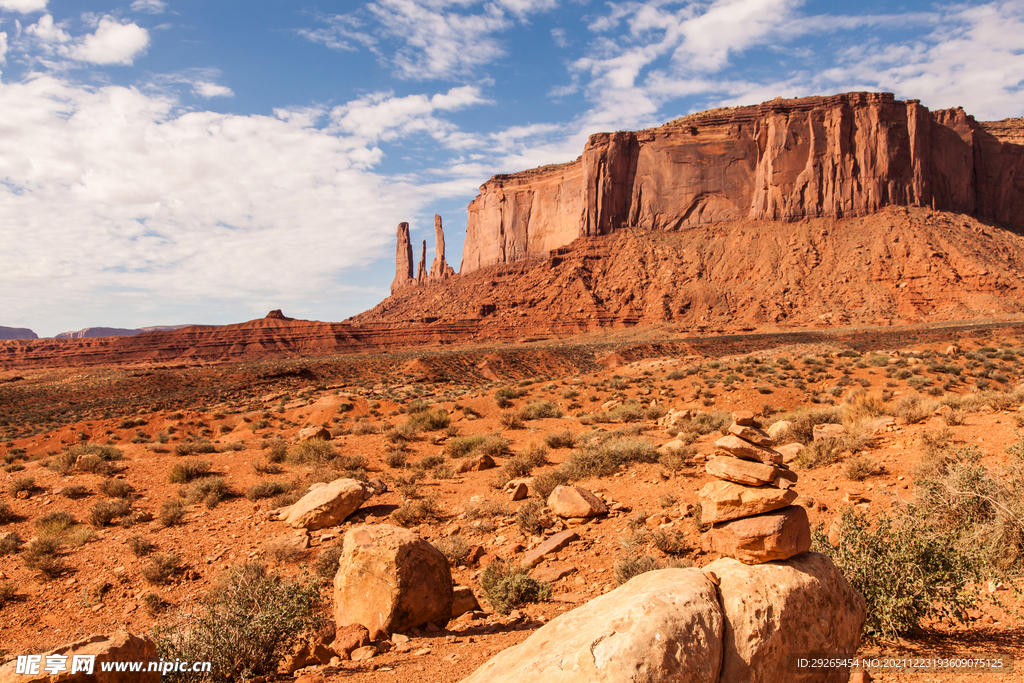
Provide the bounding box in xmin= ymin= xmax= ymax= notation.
xmin=390 ymin=222 xmax=414 ymax=295
xmin=390 ymin=215 xmax=456 ymax=295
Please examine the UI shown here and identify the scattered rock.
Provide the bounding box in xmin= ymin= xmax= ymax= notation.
xmin=522 ymin=530 xmax=579 ymax=566
xmin=278 ymin=478 xmax=374 ymax=531
xmin=458 ymin=454 xmax=496 ymax=472
xmin=296 ymin=426 xmax=331 ymax=442
xmin=775 ymin=443 xmax=804 ymax=464
xmin=451 ymin=585 xmax=481 ymax=619
xmin=334 ymin=524 xmax=453 ymax=636
xmin=705 ymin=456 xmax=782 ymax=487
xmin=349 ymin=645 xmax=376 ymax=662
xmin=698 ymin=480 xmax=798 ymax=524
xmin=765 ymin=420 xmax=793 ymax=442
xmin=531 ymin=562 xmax=575 ymax=583
xmin=547 ymin=485 xmax=608 ymax=518
xmin=731 ymin=410 xmax=756 ymax=426
xmin=703 ymin=505 xmax=811 ymax=564
xmin=508 ymin=482 xmax=529 ymax=501
xmin=457 ymin=568 xmax=723 ymax=683
xmin=727 ymin=424 xmax=773 ymax=446
xmin=812 ymin=423 xmax=847 ymax=441
xmin=329 ymin=624 xmax=370 ymax=659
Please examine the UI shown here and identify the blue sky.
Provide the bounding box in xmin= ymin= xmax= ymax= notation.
xmin=1 ymin=0 xmax=1023 ymax=336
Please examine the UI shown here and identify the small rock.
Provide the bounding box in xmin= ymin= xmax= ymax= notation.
xmin=547 ymin=486 xmax=608 ymax=519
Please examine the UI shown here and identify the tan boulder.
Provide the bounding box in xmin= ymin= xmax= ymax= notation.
xmin=297 ymin=425 xmax=332 ymax=441
xmin=705 ymin=455 xmax=780 ymax=486
xmin=702 ymin=505 xmax=811 ymax=564
xmin=765 ymin=420 xmax=793 ymax=442
xmin=452 ymin=585 xmax=481 ymax=618
xmin=334 ymin=524 xmax=453 ymax=636
xmin=280 ymin=478 xmax=373 ymax=530
xmin=728 ymin=423 xmax=773 ymax=446
xmin=458 ymin=454 xmax=496 ymax=472
xmin=658 ymin=438 xmax=691 ymax=456
xmin=659 ymin=408 xmax=693 ymax=429
xmin=522 ymin=529 xmax=578 ymax=566
xmin=547 ymin=486 xmax=608 ymax=518
xmin=772 ymin=468 xmax=798 ymax=489
xmin=714 ymin=435 xmax=782 ymax=465
xmin=329 ymin=623 xmax=370 ymax=659
xmin=776 ymin=443 xmax=804 ymax=464
xmin=705 ymin=553 xmax=866 ymax=683
xmin=813 ymin=423 xmax=846 ymax=441
xmin=0 ymin=632 xmax=159 ymax=683
xmin=698 ymin=480 xmax=798 ymax=524
xmin=458 ymin=568 xmax=723 ymax=683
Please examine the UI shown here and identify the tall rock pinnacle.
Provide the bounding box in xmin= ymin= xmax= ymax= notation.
xmin=429 ymin=214 xmax=455 ymax=282
xmin=417 ymin=240 xmax=428 ymax=285
xmin=390 ymin=222 xmax=414 ymax=294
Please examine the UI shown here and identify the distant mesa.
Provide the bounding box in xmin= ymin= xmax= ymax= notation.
xmin=265 ymin=310 xmax=294 ymax=320
xmin=55 ymin=325 xmax=194 ymax=339
xmin=0 ymin=326 xmax=38 ymax=340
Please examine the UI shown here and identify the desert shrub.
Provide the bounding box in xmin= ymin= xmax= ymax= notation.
xmin=516 ymin=499 xmax=545 ymax=535
xmin=812 ymin=507 xmax=986 ymax=641
xmin=183 ymin=477 xmax=230 ymax=509
xmin=313 ymin=546 xmax=343 ymax=580
xmin=155 ymin=563 xmax=322 ymax=682
xmin=66 ymin=442 xmax=124 ymax=461
xmin=0 ymin=501 xmax=15 ymax=524
xmin=793 ymin=437 xmax=845 ymax=470
xmin=480 ymin=560 xmax=550 ymax=614
xmin=659 ymin=446 xmax=696 ymax=472
xmin=562 ymin=437 xmax=659 ymax=481
xmin=444 ymin=434 xmax=510 ymax=459
xmin=434 ymin=536 xmax=469 ymax=566
xmin=143 ymin=553 xmax=182 ymax=584
xmin=841 ymin=390 xmax=890 ymax=422
xmin=157 ymin=499 xmax=187 ymax=528
xmin=520 ymin=442 xmax=549 ymax=467
xmin=168 ymin=459 xmax=212 ymax=484
xmin=98 ymin=479 xmax=133 ymax=498
xmin=263 ymin=539 xmax=305 ymax=564
xmin=246 ymin=481 xmax=292 ymax=501
xmin=384 ymin=450 xmax=408 ymax=469
xmin=518 ymin=400 xmax=563 ymax=420
xmin=143 ymin=592 xmax=169 ymax=616
xmin=773 ymin=407 xmax=842 ymax=445
xmin=684 ymin=410 xmax=731 ymax=436
xmin=47 ymin=451 xmax=79 ymax=475
xmin=544 ymin=430 xmax=575 ymax=449
xmin=415 ymin=454 xmax=445 ymax=471
xmin=895 ymin=395 xmax=934 ymax=424
xmin=21 ymin=538 xmax=66 ymax=578
xmin=128 ymin=535 xmax=156 ymax=557
xmin=0 ymin=581 xmax=16 ymax=605
xmin=613 ymin=554 xmax=660 ymax=584
xmin=8 ymin=476 xmax=34 ymax=496
xmin=286 ymin=440 xmax=336 ymax=463
xmin=843 ymin=455 xmax=880 ymax=481
xmin=530 ymin=469 xmax=569 ymax=500
xmin=650 ymin=529 xmax=688 ymax=556
xmin=502 ymin=456 xmax=534 ymax=479
xmin=498 ymin=411 xmax=524 ymax=429
xmin=264 ymin=439 xmax=288 ymax=463
xmin=271 ymin=490 xmax=302 ymax=509
xmin=35 ymin=511 xmax=77 ymax=537
xmin=942 ymin=409 xmax=966 ymax=426
xmin=175 ymin=438 xmax=216 ymax=457
xmin=251 ymin=460 xmax=282 ymax=476
xmin=463 ymin=499 xmax=509 ymax=520
xmin=59 ymin=483 xmax=89 ymax=498
xmin=407 ymin=409 xmax=451 ymax=432
xmin=0 ymin=531 xmax=23 ymax=555
xmin=89 ymin=499 xmax=132 ymax=527
xmin=390 ymin=497 xmax=440 ymax=527
xmin=608 ymin=402 xmax=645 ymax=423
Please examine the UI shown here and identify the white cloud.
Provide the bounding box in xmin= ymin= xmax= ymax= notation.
xmin=329 ymin=85 xmax=492 ymax=145
xmin=25 ymin=13 xmax=70 ymax=43
xmin=0 ymin=0 xmax=46 ymax=14
xmin=130 ymin=0 xmax=167 ymax=14
xmin=71 ymin=16 xmax=149 ymax=65
xmin=192 ymin=81 xmax=234 ymax=98
xmin=0 ymin=32 xmax=7 ymax=64
xmin=0 ymin=75 xmax=428 ymax=334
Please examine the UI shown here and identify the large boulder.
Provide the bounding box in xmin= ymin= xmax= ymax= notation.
xmin=333 ymin=524 xmax=452 ymax=636
xmin=0 ymin=632 xmax=159 ymax=683
xmin=714 ymin=435 xmax=783 ymax=465
xmin=279 ymin=478 xmax=373 ymax=530
xmin=698 ymin=480 xmax=798 ymax=524
xmin=547 ymin=485 xmax=608 ymax=518
xmin=705 ymin=455 xmax=782 ymax=487
xmin=705 ymin=553 xmax=866 ymax=683
xmin=458 ymin=568 xmax=723 ymax=683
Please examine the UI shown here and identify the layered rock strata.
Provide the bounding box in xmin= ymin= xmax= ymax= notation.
xmin=700 ymin=412 xmax=811 ymax=563
xmin=461 ymin=92 xmax=1024 ymax=273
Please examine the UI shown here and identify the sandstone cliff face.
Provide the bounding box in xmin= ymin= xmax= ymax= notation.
xmin=461 ymin=92 xmax=1024 ymax=273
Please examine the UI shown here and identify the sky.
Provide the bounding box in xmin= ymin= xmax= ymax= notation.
xmin=1 ymin=0 xmax=1023 ymax=336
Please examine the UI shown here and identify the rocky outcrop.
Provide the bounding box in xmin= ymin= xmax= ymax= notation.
xmin=54 ymin=325 xmax=191 ymax=339
xmin=0 ymin=326 xmax=37 ymax=340
xmin=461 ymin=92 xmax=1024 ymax=273
xmin=417 ymin=240 xmax=427 ymax=285
xmin=459 ymin=556 xmax=864 ymax=683
xmin=390 ymin=222 xmax=414 ymax=294
xmin=429 ymin=215 xmax=455 ymax=282
xmin=333 ymin=524 xmax=453 ymax=635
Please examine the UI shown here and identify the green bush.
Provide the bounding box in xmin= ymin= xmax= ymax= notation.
xmin=65 ymin=443 xmax=124 ymax=461
xmin=286 ymin=440 xmax=336 ymax=463
xmin=183 ymin=477 xmax=231 ymax=509
xmin=530 ymin=469 xmax=569 ymax=500
xmin=143 ymin=553 xmax=182 ymax=584
xmin=89 ymin=500 xmax=132 ymax=527
xmin=480 ymin=560 xmax=550 ymax=614
xmin=544 ymin=430 xmax=575 ymax=449
xmin=518 ymin=400 xmax=563 ymax=420
xmin=812 ymin=507 xmax=986 ymax=641
xmin=0 ymin=501 xmax=14 ymax=524
xmin=157 ymin=499 xmax=187 ymax=528
xmin=407 ymin=409 xmax=451 ymax=432
xmin=613 ymin=554 xmax=660 ymax=584
xmin=246 ymin=481 xmax=292 ymax=501
xmin=99 ymin=479 xmax=133 ymax=498
xmin=21 ymin=537 xmax=66 ymax=578
xmin=155 ymin=562 xmax=322 ymax=681
xmin=444 ymin=434 xmax=510 ymax=459
xmin=175 ymin=439 xmax=216 ymax=457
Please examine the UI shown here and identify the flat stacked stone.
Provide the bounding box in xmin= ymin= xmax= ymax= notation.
xmin=699 ymin=411 xmax=811 ymax=564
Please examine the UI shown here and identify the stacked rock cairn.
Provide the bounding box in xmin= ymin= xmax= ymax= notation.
xmin=698 ymin=411 xmax=811 ymax=564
